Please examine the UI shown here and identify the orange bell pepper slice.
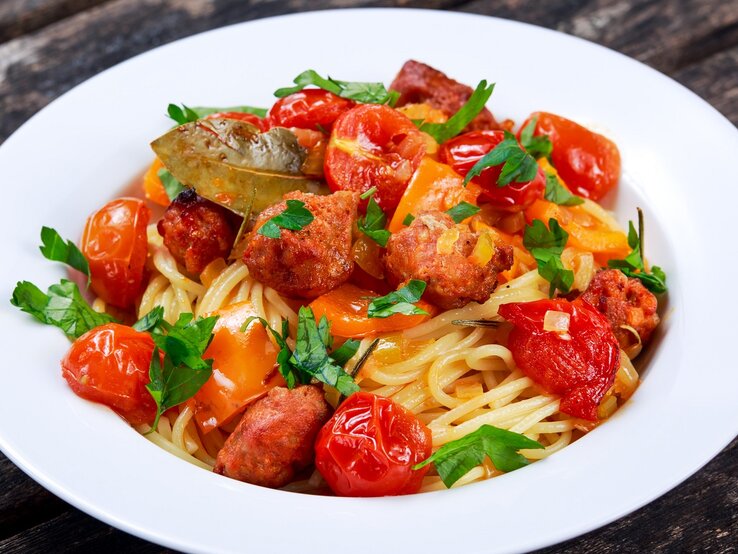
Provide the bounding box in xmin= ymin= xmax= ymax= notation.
xmin=142 ymin=158 xmax=171 ymax=207
xmin=389 ymin=157 xmax=481 ymax=233
xmin=309 ymin=284 xmax=434 ymax=338
xmin=189 ymin=301 xmax=283 ymax=433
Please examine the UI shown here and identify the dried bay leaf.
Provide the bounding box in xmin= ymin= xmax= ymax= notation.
xmin=151 ymin=119 xmax=326 ymax=218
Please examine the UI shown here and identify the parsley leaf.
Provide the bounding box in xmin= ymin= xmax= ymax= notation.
xmin=11 ymin=279 xmax=116 ymax=339
xmin=39 ymin=227 xmax=90 ymax=284
xmin=523 ymin=218 xmax=574 ymax=297
xmin=464 ymin=131 xmax=538 ymax=187
xmin=257 ymin=199 xmax=314 ymax=239
xmin=445 ymin=201 xmax=480 ymax=224
xmin=419 ymin=81 xmax=495 ymax=144
xmin=157 ymin=168 xmax=186 ymax=201
xmin=402 ymin=213 xmax=415 ymax=226
xmin=607 ymin=211 xmax=667 ymax=293
xmin=242 ymin=309 xmax=360 ymax=396
xmin=413 ymin=424 xmax=543 ymax=488
xmin=519 ymin=116 xmax=553 ymax=159
xmin=367 ymin=280 xmax=428 ymax=318
xmin=358 ymin=195 xmax=391 ymax=247
xmin=275 ymin=70 xmax=399 ymax=105
xmin=144 ymin=312 xmax=219 ymax=429
xmin=167 ymin=103 xmax=267 ymax=125
xmin=132 ymin=306 xmax=165 ymax=332
xmin=544 ymin=172 xmax=583 ymax=206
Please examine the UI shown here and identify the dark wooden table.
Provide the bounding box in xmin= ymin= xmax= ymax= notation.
xmin=1 ymin=0 xmax=736 ymax=552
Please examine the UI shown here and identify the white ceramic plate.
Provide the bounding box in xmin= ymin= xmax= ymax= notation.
xmin=0 ymin=8 xmax=736 ymax=554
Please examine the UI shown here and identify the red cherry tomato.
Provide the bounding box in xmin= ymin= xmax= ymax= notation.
xmin=314 ymin=392 xmax=432 ymax=496
xmin=519 ymin=112 xmax=620 ymax=201
xmin=81 ymin=198 xmax=150 ymax=309
xmin=268 ymin=89 xmax=354 ymax=131
xmin=498 ymin=298 xmax=620 ymax=421
xmin=324 ymin=104 xmax=426 ymax=213
xmin=205 ymin=111 xmax=268 ymax=131
xmin=61 ymin=323 xmax=157 ymax=425
xmin=439 ymin=130 xmax=545 ymax=211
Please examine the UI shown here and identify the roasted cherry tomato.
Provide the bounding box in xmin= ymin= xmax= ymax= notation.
xmin=498 ymin=298 xmax=620 ymax=421
xmin=324 ymin=104 xmax=426 ymax=213
xmin=314 ymin=392 xmax=432 ymax=496
xmin=519 ymin=112 xmax=620 ymax=201
xmin=81 ymin=198 xmax=150 ymax=309
xmin=61 ymin=323 xmax=157 ymax=425
xmin=205 ymin=111 xmax=268 ymax=131
xmin=439 ymin=130 xmax=545 ymax=211
xmin=268 ymin=89 xmax=354 ymax=131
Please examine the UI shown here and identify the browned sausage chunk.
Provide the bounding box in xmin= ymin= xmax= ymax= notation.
xmin=214 ymin=385 xmax=331 ymax=488
xmin=389 ymin=60 xmax=500 ymax=132
xmin=580 ymin=269 xmax=660 ymax=349
xmin=243 ymin=191 xmax=359 ymax=299
xmin=384 ymin=211 xmax=513 ymax=310
xmin=157 ymin=189 xmax=239 ymax=275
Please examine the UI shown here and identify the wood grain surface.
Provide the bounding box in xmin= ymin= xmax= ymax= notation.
xmin=1 ymin=1 xmax=736 ymax=552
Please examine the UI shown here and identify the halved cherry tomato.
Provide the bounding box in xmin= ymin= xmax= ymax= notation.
xmin=314 ymin=392 xmax=432 ymax=496
xmin=519 ymin=112 xmax=620 ymax=201
xmin=61 ymin=323 xmax=157 ymax=425
xmin=81 ymin=198 xmax=150 ymax=309
xmin=189 ymin=301 xmax=283 ymax=433
xmin=324 ymin=104 xmax=426 ymax=213
xmin=204 ymin=111 xmax=268 ymax=131
xmin=439 ymin=130 xmax=545 ymax=211
xmin=498 ymin=298 xmax=620 ymax=421
xmin=268 ymin=89 xmax=354 ymax=131
xmin=309 ymin=284 xmax=434 ymax=338
xmin=142 ymin=158 xmax=170 ymax=207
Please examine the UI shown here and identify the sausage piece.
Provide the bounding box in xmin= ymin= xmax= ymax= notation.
xmin=383 ymin=211 xmax=513 ymax=310
xmin=214 ymin=385 xmax=332 ymax=488
xmin=243 ymin=191 xmax=359 ymax=299
xmin=157 ymin=189 xmax=239 ymax=275
xmin=580 ymin=269 xmax=660 ymax=348
xmin=389 ymin=60 xmax=500 ymax=132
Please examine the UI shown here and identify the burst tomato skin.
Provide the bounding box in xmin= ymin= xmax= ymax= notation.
xmin=314 ymin=392 xmax=432 ymax=496
xmin=81 ymin=198 xmax=150 ymax=309
xmin=324 ymin=104 xmax=427 ymax=213
xmin=61 ymin=323 xmax=157 ymax=425
xmin=498 ymin=298 xmax=620 ymax=421
xmin=268 ymin=89 xmax=354 ymax=131
xmin=204 ymin=111 xmax=268 ymax=131
xmin=439 ymin=130 xmax=545 ymax=211
xmin=519 ymin=112 xmax=620 ymax=201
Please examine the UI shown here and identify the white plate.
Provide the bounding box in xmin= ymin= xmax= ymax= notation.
xmin=0 ymin=8 xmax=736 ymax=554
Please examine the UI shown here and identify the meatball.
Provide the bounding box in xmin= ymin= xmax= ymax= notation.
xmin=243 ymin=191 xmax=359 ymax=299
xmin=157 ymin=189 xmax=239 ymax=275
xmin=214 ymin=385 xmax=332 ymax=489
xmin=384 ymin=211 xmax=513 ymax=309
xmin=389 ymin=60 xmax=500 ymax=132
xmin=580 ymin=269 xmax=660 ymax=348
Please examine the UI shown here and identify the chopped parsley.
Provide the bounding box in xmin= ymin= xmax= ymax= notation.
xmin=445 ymin=201 xmax=480 ymax=223
xmin=257 ymin=199 xmax=314 ymax=239
xmin=39 ymin=227 xmax=90 ymax=284
xmin=274 ymin=70 xmax=399 ymax=106
xmin=357 ymin=193 xmax=391 ymax=247
xmin=523 ymin=218 xmax=574 ymax=297
xmin=167 ymin=103 xmax=267 ymax=125
xmin=418 ymin=80 xmax=495 ymax=144
xmin=544 ymin=172 xmax=583 ymax=206
xmin=464 ymin=131 xmax=538 ymax=187
xmin=519 ymin=116 xmax=553 ymax=159
xmin=367 ymin=280 xmax=428 ymax=319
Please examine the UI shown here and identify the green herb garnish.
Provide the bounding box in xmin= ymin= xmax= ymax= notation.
xmin=167 ymin=103 xmax=267 ymax=125
xmin=413 ymin=424 xmax=543 ymax=488
xmin=519 ymin=116 xmax=553 ymax=159
xmin=257 ymin=199 xmax=314 ymax=239
xmin=523 ymin=218 xmax=574 ymax=297
xmin=419 ymin=80 xmax=495 ymax=144
xmin=544 ymin=172 xmax=583 ymax=206
xmin=39 ymin=227 xmax=90 ymax=284
xmin=367 ymin=280 xmax=428 ymax=319
xmin=358 ymin=194 xmax=391 ymax=248
xmin=445 ymin=201 xmax=480 ymax=224
xmin=275 ymin=70 xmax=399 ymax=106
xmin=464 ymin=131 xmax=538 ymax=187
xmin=157 ymin=168 xmax=186 ymax=201
xmin=402 ymin=213 xmax=415 ymax=226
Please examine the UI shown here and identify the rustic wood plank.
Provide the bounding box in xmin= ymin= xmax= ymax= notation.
xmin=0 ymin=509 xmax=174 ymax=554
xmin=673 ymin=44 xmax=738 ymax=125
xmin=0 ymin=0 xmax=112 ymax=43
xmin=535 ymin=437 xmax=738 ymax=553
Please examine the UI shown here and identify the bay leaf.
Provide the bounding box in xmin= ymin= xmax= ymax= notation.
xmin=151 ymin=119 xmax=326 ymax=217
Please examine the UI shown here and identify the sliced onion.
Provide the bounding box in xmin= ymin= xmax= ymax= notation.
xmin=543 ymin=310 xmax=571 ymax=333
xmin=436 ymin=226 xmax=460 ymax=254
xmin=619 ymin=324 xmax=643 ymax=359
xmin=470 ymin=231 xmax=495 ymax=266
